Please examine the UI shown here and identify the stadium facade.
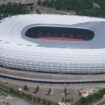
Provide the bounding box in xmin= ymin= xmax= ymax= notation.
xmin=0 ymin=14 xmax=105 ymax=74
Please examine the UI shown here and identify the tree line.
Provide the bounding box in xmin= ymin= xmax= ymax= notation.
xmin=37 ymin=0 xmax=105 ymax=17
xmin=0 ymin=2 xmax=31 ymax=19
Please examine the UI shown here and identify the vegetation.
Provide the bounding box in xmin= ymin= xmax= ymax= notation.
xmin=64 ymin=87 xmax=67 ymax=96
xmin=0 ymin=83 xmax=57 ymax=105
xmin=37 ymin=0 xmax=105 ymax=17
xmin=0 ymin=2 xmax=31 ymax=19
xmin=74 ymin=88 xmax=105 ymax=105
xmin=33 ymin=85 xmax=40 ymax=94
xmin=23 ymin=84 xmax=29 ymax=91
xmin=36 ymin=8 xmax=41 ymax=14
xmin=1 ymin=82 xmax=105 ymax=105
xmin=47 ymin=88 xmax=52 ymax=95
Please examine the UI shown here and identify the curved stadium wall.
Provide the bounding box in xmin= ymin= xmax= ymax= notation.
xmin=0 ymin=14 xmax=105 ymax=74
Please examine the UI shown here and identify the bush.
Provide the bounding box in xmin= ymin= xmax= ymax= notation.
xmin=74 ymin=88 xmax=105 ymax=105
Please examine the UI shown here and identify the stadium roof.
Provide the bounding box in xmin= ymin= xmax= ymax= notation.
xmin=0 ymin=14 xmax=105 ymax=73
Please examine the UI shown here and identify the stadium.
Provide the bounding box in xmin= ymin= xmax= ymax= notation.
xmin=0 ymin=14 xmax=105 ymax=75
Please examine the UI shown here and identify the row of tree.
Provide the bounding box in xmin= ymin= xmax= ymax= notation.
xmin=37 ymin=0 xmax=105 ymax=17
xmin=0 ymin=3 xmax=31 ymax=19
xmin=0 ymin=83 xmax=58 ymax=105
xmin=23 ymin=84 xmax=40 ymax=94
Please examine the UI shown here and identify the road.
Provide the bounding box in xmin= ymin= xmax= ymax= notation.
xmin=0 ymin=67 xmax=105 ymax=84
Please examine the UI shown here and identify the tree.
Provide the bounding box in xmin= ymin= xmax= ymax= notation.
xmin=33 ymin=85 xmax=40 ymax=94
xmin=23 ymin=84 xmax=29 ymax=91
xmin=37 ymin=0 xmax=41 ymax=5
xmin=38 ymin=0 xmax=105 ymax=18
xmin=6 ymin=102 xmax=10 ymax=105
xmin=36 ymin=8 xmax=41 ymax=14
xmin=47 ymin=88 xmax=51 ymax=95
xmin=62 ymin=97 xmax=64 ymax=102
xmin=0 ymin=3 xmax=30 ymax=19
xmin=36 ymin=97 xmax=41 ymax=103
xmin=30 ymin=5 xmax=34 ymax=11
xmin=67 ymin=98 xmax=71 ymax=102
xmin=42 ymin=99 xmax=47 ymax=104
xmin=64 ymin=87 xmax=67 ymax=96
